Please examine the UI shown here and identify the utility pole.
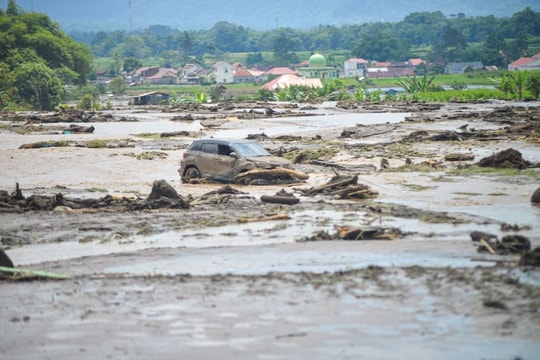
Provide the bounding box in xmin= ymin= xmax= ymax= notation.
xmin=128 ymin=0 xmax=133 ymax=32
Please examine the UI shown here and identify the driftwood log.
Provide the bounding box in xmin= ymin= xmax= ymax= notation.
xmin=261 ymin=189 xmax=300 ymax=205
xmin=234 ymin=167 xmax=309 ymax=185
xmin=301 ymin=174 xmax=378 ymax=200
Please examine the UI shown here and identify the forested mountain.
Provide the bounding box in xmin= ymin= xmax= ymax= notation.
xmin=4 ymin=0 xmax=540 ymax=31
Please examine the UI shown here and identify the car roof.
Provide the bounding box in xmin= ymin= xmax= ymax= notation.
xmin=193 ymin=138 xmax=257 ymax=145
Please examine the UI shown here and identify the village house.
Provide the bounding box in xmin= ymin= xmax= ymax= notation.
xmin=213 ymin=61 xmax=234 ymax=84
xmin=509 ymin=53 xmax=540 ymax=71
xmin=128 ymin=91 xmax=170 ymax=106
xmin=261 ymin=67 xmax=297 ymax=82
xmin=407 ymin=58 xmax=427 ymax=71
xmin=445 ymin=62 xmax=484 ymax=74
xmin=179 ymin=63 xmax=203 ymax=84
xmin=344 ymin=58 xmax=369 ymax=78
xmin=131 ymin=66 xmax=178 ymax=85
xmin=262 ymin=74 xmax=322 ymax=90
xmin=367 ymin=61 xmax=414 ymax=78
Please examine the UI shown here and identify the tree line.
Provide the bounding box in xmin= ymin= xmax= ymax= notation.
xmin=73 ymin=7 xmax=540 ymax=70
xmin=0 ymin=0 xmax=92 ymax=110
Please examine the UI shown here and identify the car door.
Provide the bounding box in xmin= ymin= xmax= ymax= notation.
xmin=198 ymin=142 xmax=219 ymax=178
xmin=214 ymin=144 xmax=236 ymax=181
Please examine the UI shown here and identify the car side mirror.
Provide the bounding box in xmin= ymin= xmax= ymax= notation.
xmin=229 ymin=152 xmax=238 ymax=158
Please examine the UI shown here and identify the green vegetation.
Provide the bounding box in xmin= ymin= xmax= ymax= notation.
xmin=0 ymin=0 xmax=93 ymax=110
xmin=2 ymin=0 xmax=540 ymax=110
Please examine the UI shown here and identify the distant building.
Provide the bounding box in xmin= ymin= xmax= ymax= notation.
xmin=296 ymin=53 xmax=339 ymax=80
xmin=180 ymin=63 xmax=203 ymax=84
xmin=213 ymin=61 xmax=234 ymax=84
xmin=129 ymin=91 xmax=170 ymax=106
xmin=445 ymin=62 xmax=484 ymax=74
xmin=262 ymin=74 xmax=323 ymax=90
xmin=131 ymin=66 xmax=178 ymax=85
xmin=344 ymin=58 xmax=368 ymax=78
xmin=509 ymin=53 xmax=540 ymax=71
xmin=367 ymin=61 xmax=414 ymax=78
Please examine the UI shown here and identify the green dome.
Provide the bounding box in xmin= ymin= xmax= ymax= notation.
xmin=309 ymin=53 xmax=326 ymax=67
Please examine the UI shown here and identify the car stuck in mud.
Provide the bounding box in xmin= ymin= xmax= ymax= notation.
xmin=178 ymin=138 xmax=301 ymax=184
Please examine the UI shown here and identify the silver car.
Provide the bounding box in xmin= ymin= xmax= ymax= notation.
xmin=179 ymin=138 xmax=293 ymax=184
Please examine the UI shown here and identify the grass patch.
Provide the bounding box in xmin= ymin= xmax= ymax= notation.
xmin=86 ymin=140 xmax=108 ymax=148
xmin=453 ymin=192 xmax=481 ymax=196
xmin=401 ymin=183 xmax=437 ymax=191
xmin=19 ymin=141 xmax=72 ymax=149
xmin=419 ymin=214 xmax=460 ymax=224
xmin=448 ymin=166 xmax=540 ymax=179
xmin=137 ymin=151 xmax=169 ymax=160
xmin=133 ymin=132 xmax=161 ymax=139
xmin=85 ymin=187 xmax=108 ymax=193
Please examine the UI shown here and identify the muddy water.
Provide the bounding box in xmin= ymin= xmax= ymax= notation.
xmin=211 ymin=112 xmax=409 ymax=138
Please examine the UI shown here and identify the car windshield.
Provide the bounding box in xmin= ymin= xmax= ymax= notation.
xmin=233 ymin=142 xmax=271 ymax=157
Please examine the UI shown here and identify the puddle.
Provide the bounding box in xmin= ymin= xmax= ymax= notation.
xmin=212 ymin=112 xmax=409 ymax=138
xmin=91 ymin=120 xmax=202 ymax=137
xmin=10 ymin=207 xmax=515 ymax=274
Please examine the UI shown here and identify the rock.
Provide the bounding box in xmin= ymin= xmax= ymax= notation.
xmin=0 ymin=248 xmax=14 ymax=268
xmin=476 ymin=148 xmax=531 ymax=169
xmin=470 ymin=231 xmax=497 ymax=242
xmin=531 ymin=186 xmax=540 ymax=203
xmin=146 ymin=179 xmax=180 ymax=200
xmin=519 ymin=247 xmax=540 ymax=267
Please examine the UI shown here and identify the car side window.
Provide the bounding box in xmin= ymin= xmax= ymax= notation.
xmin=201 ymin=143 xmax=218 ymax=154
xmin=218 ymin=145 xmax=232 ymax=156
xmin=190 ymin=142 xmax=202 ymax=151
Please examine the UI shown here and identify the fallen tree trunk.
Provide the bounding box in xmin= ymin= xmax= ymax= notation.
xmin=234 ymin=167 xmax=309 ymax=184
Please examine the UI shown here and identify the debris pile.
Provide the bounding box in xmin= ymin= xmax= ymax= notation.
xmin=0 ymin=181 xmax=190 ymax=213
xmin=335 ymin=225 xmax=400 ymax=240
xmin=261 ymin=189 xmax=300 ymax=205
xmin=191 ymin=185 xmax=248 ymax=205
xmin=300 ymin=174 xmax=378 ymax=200
xmin=234 ymin=167 xmax=308 ymax=185
xmin=299 ymin=225 xmax=401 ymax=242
xmin=470 ymin=231 xmax=531 ymax=255
xmin=476 ymin=148 xmax=531 ymax=169
xmin=519 ymin=247 xmax=540 ymax=267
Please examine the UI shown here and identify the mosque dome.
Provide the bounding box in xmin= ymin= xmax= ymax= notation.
xmin=309 ymin=53 xmax=326 ymax=67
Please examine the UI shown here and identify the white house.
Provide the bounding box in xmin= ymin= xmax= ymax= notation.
xmin=214 ymin=61 xmax=234 ymax=84
xmin=344 ymin=58 xmax=368 ymax=78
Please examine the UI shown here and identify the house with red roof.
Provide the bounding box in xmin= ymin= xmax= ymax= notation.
xmin=367 ymin=61 xmax=414 ymax=78
xmin=262 ymin=74 xmax=322 ymax=90
xmin=509 ymin=53 xmax=540 ymax=71
xmin=264 ymin=67 xmax=297 ymax=76
xmin=131 ymin=66 xmax=178 ymax=85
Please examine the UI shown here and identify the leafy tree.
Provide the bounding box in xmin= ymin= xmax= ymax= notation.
xmin=6 ymin=0 xmax=22 ymax=16
xmin=246 ymin=52 xmax=263 ymax=67
xmin=123 ymin=57 xmax=142 ymax=72
xmin=352 ymin=31 xmax=411 ymax=61
xmin=109 ymin=76 xmax=126 ymax=95
xmin=526 ymin=72 xmax=540 ymax=99
xmin=179 ymin=31 xmax=195 ymax=55
xmin=13 ymin=62 xmax=63 ymax=110
xmin=272 ymin=33 xmax=299 ymax=66
xmin=113 ymin=35 xmax=150 ymax=58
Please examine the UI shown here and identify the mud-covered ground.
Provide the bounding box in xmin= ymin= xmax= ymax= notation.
xmin=1 ymin=99 xmax=540 ymax=359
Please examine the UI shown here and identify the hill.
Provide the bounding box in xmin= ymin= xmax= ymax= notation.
xmin=5 ymin=0 xmax=540 ymax=32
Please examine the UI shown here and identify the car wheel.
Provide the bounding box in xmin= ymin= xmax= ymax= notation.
xmin=184 ymin=166 xmax=201 ymax=179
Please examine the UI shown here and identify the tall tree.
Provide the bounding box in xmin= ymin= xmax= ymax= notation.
xmin=6 ymin=0 xmax=22 ymax=16
xmin=14 ymin=62 xmax=63 ymax=110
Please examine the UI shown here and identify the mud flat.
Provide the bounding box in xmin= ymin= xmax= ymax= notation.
xmin=1 ymin=100 xmax=539 ymax=359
